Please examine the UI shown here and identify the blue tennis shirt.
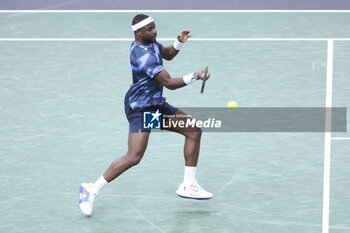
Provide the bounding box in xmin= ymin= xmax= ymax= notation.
xmin=124 ymin=41 xmax=166 ymax=114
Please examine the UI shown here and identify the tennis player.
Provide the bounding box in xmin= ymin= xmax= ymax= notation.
xmin=79 ymin=14 xmax=213 ymax=216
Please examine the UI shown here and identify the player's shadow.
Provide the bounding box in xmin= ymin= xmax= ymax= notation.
xmin=170 ymin=210 xmax=212 ymax=233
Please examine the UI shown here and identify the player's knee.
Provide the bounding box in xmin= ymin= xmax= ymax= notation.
xmin=188 ymin=127 xmax=202 ymax=141
xmin=127 ymin=152 xmax=144 ymax=166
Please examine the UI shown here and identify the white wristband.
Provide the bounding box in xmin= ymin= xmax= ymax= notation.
xmin=173 ymin=39 xmax=184 ymax=50
xmin=183 ymin=72 xmax=198 ymax=85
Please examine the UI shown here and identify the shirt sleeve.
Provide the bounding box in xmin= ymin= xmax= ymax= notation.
xmin=155 ymin=42 xmax=163 ymax=51
xmin=143 ymin=53 xmax=163 ymax=78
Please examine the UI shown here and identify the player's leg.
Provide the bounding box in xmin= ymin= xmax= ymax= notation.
xmin=165 ymin=110 xmax=201 ymax=167
xmin=164 ymin=109 xmax=213 ymax=199
xmin=79 ymin=131 xmax=150 ymax=216
xmin=103 ymin=131 xmax=150 ymax=182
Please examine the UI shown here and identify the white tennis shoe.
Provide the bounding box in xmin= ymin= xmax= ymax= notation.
xmin=79 ymin=183 xmax=98 ymax=216
xmin=176 ymin=182 xmax=213 ymax=200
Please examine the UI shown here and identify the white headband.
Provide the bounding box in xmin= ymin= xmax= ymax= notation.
xmin=132 ymin=17 xmax=154 ymax=31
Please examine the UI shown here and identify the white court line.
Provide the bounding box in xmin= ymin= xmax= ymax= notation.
xmin=1 ymin=38 xmax=350 ymax=41
xmin=322 ymin=39 xmax=334 ymax=233
xmin=331 ymin=137 xmax=350 ymax=140
xmin=0 ymin=10 xmax=350 ymax=13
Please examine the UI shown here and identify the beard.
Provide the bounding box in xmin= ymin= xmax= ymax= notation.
xmin=141 ymin=35 xmax=157 ymax=45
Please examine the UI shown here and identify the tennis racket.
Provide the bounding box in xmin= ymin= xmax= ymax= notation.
xmin=200 ymin=65 xmax=209 ymax=94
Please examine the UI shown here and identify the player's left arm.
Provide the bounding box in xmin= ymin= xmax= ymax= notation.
xmin=161 ymin=30 xmax=191 ymax=61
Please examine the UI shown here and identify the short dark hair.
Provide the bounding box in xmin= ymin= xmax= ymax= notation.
xmin=132 ymin=14 xmax=149 ymax=26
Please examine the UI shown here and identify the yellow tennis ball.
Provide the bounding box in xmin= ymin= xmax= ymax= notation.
xmin=227 ymin=101 xmax=237 ymax=109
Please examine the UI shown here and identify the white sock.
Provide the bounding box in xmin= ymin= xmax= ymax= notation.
xmin=90 ymin=175 xmax=108 ymax=194
xmin=183 ymin=166 xmax=197 ymax=184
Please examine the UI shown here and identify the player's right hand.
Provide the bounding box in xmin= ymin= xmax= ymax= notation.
xmin=196 ymin=70 xmax=211 ymax=80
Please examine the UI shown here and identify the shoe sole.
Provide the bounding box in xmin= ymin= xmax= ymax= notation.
xmin=176 ymin=194 xmax=213 ymax=200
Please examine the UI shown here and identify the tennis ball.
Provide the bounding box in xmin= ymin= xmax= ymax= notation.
xmin=227 ymin=101 xmax=237 ymax=109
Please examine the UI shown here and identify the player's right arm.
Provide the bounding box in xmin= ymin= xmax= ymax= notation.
xmin=154 ymin=69 xmax=210 ymax=90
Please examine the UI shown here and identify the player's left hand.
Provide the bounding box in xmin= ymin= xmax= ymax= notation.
xmin=178 ymin=30 xmax=191 ymax=43
xmin=196 ymin=70 xmax=211 ymax=80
